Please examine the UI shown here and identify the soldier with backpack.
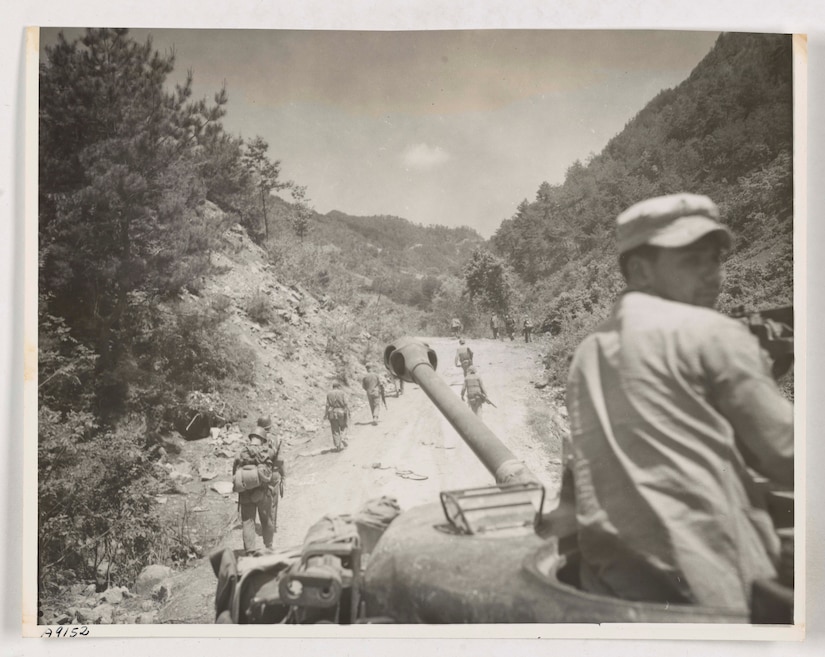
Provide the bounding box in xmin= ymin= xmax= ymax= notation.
xmin=257 ymin=416 xmax=285 ymax=531
xmin=505 ymin=314 xmax=516 ymax=340
xmin=455 ymin=338 xmax=474 ymax=376
xmin=523 ymin=316 xmax=534 ymax=343
xmin=324 ymin=381 xmax=350 ymax=451
xmin=361 ymin=365 xmax=385 ymax=425
xmin=386 ymin=367 xmax=404 ymax=397
xmin=233 ymin=427 xmax=278 ymax=554
xmin=460 ymin=366 xmax=489 ymax=417
xmin=450 ymin=317 xmax=463 ymax=338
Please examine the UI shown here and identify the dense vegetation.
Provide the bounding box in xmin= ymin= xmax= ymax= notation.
xmin=488 ymin=33 xmax=794 ymax=385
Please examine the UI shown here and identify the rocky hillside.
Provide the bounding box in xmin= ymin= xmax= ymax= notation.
xmin=39 ymin=206 xmax=401 ymax=626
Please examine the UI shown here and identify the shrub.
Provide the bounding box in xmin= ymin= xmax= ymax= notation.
xmin=132 ymin=301 xmax=257 ymax=394
xmin=211 ymin=293 xmax=233 ymax=318
xmin=246 ymin=291 xmax=274 ymax=325
xmin=39 ymin=412 xmax=160 ymax=590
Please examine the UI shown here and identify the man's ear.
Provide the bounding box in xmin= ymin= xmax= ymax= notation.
xmin=625 ymin=252 xmax=655 ymax=289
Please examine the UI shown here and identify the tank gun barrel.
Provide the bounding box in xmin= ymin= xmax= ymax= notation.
xmin=384 ymin=337 xmax=539 ymax=486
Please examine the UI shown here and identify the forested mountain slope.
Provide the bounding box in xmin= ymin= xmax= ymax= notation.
xmin=263 ymin=197 xmax=483 ymax=310
xmin=489 ymin=33 xmax=794 ymax=382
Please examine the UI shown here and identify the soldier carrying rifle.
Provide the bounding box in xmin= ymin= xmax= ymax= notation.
xmin=460 ymin=366 xmax=492 ymax=418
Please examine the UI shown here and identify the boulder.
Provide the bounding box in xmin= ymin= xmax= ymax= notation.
xmin=69 ymin=583 xmax=87 ymax=596
xmin=97 ymin=586 xmax=126 ymax=604
xmin=169 ymin=470 xmax=193 ymax=484
xmin=93 ymin=603 xmax=115 ymax=624
xmin=97 ymin=586 xmax=132 ymax=605
xmin=158 ymin=434 xmax=184 ymax=455
xmin=135 ymin=564 xmax=174 ymax=596
xmin=140 ymin=600 xmax=155 ymax=612
xmin=136 ymin=611 xmax=158 ymax=624
xmin=162 ymin=482 xmax=188 ymax=495
xmin=73 ymin=607 xmax=96 ymax=623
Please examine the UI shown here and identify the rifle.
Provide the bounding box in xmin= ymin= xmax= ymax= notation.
xmin=482 ymin=394 xmax=497 ymax=409
xmin=380 ymin=385 xmax=388 ymax=410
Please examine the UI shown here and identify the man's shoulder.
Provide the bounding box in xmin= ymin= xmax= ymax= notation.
xmin=619 ymin=292 xmax=736 ymax=328
xmin=574 ymin=293 xmax=743 ymax=354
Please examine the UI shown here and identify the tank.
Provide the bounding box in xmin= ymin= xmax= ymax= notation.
xmin=210 ymin=337 xmax=793 ymax=625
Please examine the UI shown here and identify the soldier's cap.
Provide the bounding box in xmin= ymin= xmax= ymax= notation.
xmin=248 ymin=428 xmax=267 ymax=442
xmin=459 ymin=338 xmax=465 ymax=344
xmin=468 ymin=366 xmax=477 ymax=374
xmin=257 ymin=416 xmax=272 ymax=430
xmin=616 ymin=193 xmax=732 ymax=255
xmin=332 ymin=381 xmax=341 ymax=388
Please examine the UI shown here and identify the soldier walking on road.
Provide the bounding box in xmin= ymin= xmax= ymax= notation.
xmin=450 ymin=317 xmax=463 ymax=339
xmin=233 ymin=428 xmax=278 ymax=554
xmin=324 ymin=381 xmax=350 ymax=451
xmin=461 ymin=366 xmax=489 ymax=418
xmin=257 ymin=416 xmax=285 ymax=531
xmin=455 ymin=338 xmax=474 ymax=376
xmin=386 ymin=367 xmax=404 ymax=397
xmin=362 ymin=365 xmax=384 ymax=425
xmin=490 ymin=314 xmax=501 ymax=340
xmin=505 ymin=314 xmax=516 ymax=341
xmin=523 ymin=316 xmax=534 ymax=343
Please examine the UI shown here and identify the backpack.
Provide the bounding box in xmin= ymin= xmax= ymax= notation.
xmin=457 ymin=346 xmax=472 ymax=363
xmin=464 ymin=375 xmax=483 ymax=400
xmin=233 ymin=462 xmax=273 ymax=493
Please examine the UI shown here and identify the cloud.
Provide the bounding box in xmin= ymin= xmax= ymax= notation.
xmin=401 ymin=143 xmax=451 ymax=170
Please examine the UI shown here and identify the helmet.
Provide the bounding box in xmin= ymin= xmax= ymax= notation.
xmin=248 ymin=428 xmax=267 ymax=443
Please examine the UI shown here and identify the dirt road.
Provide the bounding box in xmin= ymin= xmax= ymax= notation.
xmin=160 ymin=335 xmax=568 ymax=623
xmin=274 ymin=336 xmax=566 ymax=545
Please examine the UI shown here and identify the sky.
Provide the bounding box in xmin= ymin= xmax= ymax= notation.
xmin=41 ymin=28 xmax=719 ymax=237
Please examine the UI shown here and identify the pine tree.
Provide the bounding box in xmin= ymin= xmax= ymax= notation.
xmin=242 ymin=136 xmax=286 ymax=240
xmin=287 ymin=184 xmax=313 ymax=241
xmin=39 ymin=28 xmax=227 ymax=384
